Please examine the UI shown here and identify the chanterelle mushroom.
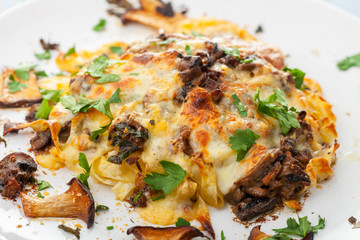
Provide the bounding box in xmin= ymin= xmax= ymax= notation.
xmin=127 ymin=226 xmax=206 ymax=240
xmin=21 ymin=178 xmax=95 ymax=228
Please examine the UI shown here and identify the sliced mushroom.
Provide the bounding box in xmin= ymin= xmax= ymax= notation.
xmin=127 ymin=226 xmax=206 ymax=240
xmin=248 ymin=225 xmax=270 ymax=240
xmin=21 ymin=178 xmax=95 ymax=228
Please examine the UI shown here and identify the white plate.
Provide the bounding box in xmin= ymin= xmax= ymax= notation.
xmin=1 ymin=0 xmax=360 ymax=239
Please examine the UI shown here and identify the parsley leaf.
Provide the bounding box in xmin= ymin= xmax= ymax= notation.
xmin=96 ymin=74 xmax=120 ymax=83
xmin=265 ymin=234 xmax=292 ymax=240
xmin=143 ymin=160 xmax=187 ymax=197
xmin=283 ymin=66 xmax=305 ymax=89
xmin=90 ymin=122 xmax=111 ymax=141
xmin=37 ymin=180 xmax=52 ymax=191
xmin=93 ymin=18 xmax=106 ymax=32
xmin=40 ymin=89 xmax=63 ymax=102
xmin=35 ymin=50 xmax=51 ymax=60
xmin=85 ymin=55 xmax=121 ymax=83
xmin=175 ymin=218 xmax=190 ymax=227
xmin=185 ymin=45 xmax=192 ymax=55
xmin=35 ymin=71 xmax=48 ymax=78
xmin=8 ymin=80 xmax=27 ymax=93
xmin=129 ymin=72 xmax=139 ymax=76
xmin=191 ymin=30 xmax=204 ymax=37
xmin=37 ymin=192 xmax=45 ymax=198
xmin=76 ymin=153 xmax=91 ymax=188
xmin=109 ymin=87 xmax=121 ymax=103
xmin=223 ymin=47 xmax=242 ymax=62
xmin=107 ymin=226 xmax=114 ymax=230
xmin=64 ymin=46 xmax=76 ymax=58
xmin=231 ymin=94 xmax=247 ymax=117
xmin=35 ymin=99 xmax=54 ymax=120
xmin=95 ymin=204 xmax=109 ymax=212
xmin=133 ymin=191 xmax=142 ymax=202
xmin=151 ymin=38 xmax=176 ymax=46
xmin=337 ymin=53 xmax=360 ymax=71
xmin=110 ymin=46 xmax=124 ymax=55
xmin=229 ymin=128 xmax=260 ymax=162
xmin=254 ymin=88 xmax=300 ymax=135
xmin=221 ymin=230 xmax=226 ymax=240
xmin=272 ymin=215 xmax=325 ymax=238
xmin=15 ymin=63 xmax=37 ymax=81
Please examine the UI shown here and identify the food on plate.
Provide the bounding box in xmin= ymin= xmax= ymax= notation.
xmin=20 ymin=178 xmax=95 ymax=228
xmin=0 ymin=0 xmax=339 ymax=238
xmin=127 ymin=225 xmax=205 ymax=240
xmin=0 ymin=152 xmax=37 ymax=199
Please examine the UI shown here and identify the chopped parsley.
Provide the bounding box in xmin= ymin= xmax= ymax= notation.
xmin=85 ymin=55 xmax=121 ymax=83
xmin=231 ymin=94 xmax=247 ymax=117
xmin=106 ymin=226 xmax=114 ymax=230
xmin=191 ymin=30 xmax=204 ymax=37
xmin=221 ymin=230 xmax=226 ymax=240
xmin=96 ymin=74 xmax=121 ymax=83
xmin=175 ymin=217 xmax=190 ymax=227
xmin=129 ymin=72 xmax=139 ymax=76
xmin=93 ymin=18 xmax=106 ymax=32
xmin=244 ymin=59 xmax=254 ymax=63
xmin=133 ymin=191 xmax=142 ymax=202
xmin=143 ymin=160 xmax=187 ymax=199
xmin=283 ymin=66 xmax=305 ymax=89
xmin=39 ymin=89 xmax=63 ymax=102
xmin=337 ymin=53 xmax=360 ymax=71
xmin=110 ymin=46 xmax=124 ymax=55
xmin=35 ymin=50 xmax=51 ymax=60
xmin=64 ymin=46 xmax=76 ymax=58
xmin=265 ymin=215 xmax=325 ymax=239
xmin=8 ymin=79 xmax=27 ymax=93
xmin=109 ymin=87 xmax=121 ymax=103
xmin=151 ymin=38 xmax=176 ymax=46
xmin=37 ymin=180 xmax=52 ymax=191
xmin=35 ymin=99 xmax=53 ymax=120
xmin=185 ymin=45 xmax=192 ymax=55
xmin=95 ymin=204 xmax=109 ymax=212
xmin=37 ymin=192 xmax=45 ymax=198
xmin=35 ymin=71 xmax=48 ymax=78
xmin=15 ymin=63 xmax=37 ymax=81
xmin=76 ymin=153 xmax=92 ymax=189
xmin=223 ymin=47 xmax=242 ymax=62
xmin=254 ymin=88 xmax=300 ymax=135
xmin=229 ymin=128 xmax=260 ymax=162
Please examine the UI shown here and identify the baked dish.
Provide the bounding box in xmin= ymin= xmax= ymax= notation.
xmin=0 ymin=0 xmax=338 ymax=239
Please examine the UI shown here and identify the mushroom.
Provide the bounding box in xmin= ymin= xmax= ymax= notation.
xmin=248 ymin=225 xmax=270 ymax=240
xmin=127 ymin=226 xmax=206 ymax=240
xmin=21 ymin=178 xmax=95 ymax=228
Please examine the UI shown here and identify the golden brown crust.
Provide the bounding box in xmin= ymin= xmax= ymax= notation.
xmin=126 ymin=226 xmax=205 ymax=240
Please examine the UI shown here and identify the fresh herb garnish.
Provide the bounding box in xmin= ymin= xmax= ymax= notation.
xmin=85 ymin=55 xmax=121 ymax=83
xmin=244 ymin=59 xmax=254 ymax=63
xmin=39 ymin=89 xmax=63 ymax=102
xmin=223 ymin=47 xmax=242 ymax=62
xmin=109 ymin=87 xmax=121 ymax=104
xmin=283 ymin=66 xmax=305 ymax=89
xmin=191 ymin=30 xmax=204 ymax=37
xmin=231 ymin=94 xmax=247 ymax=117
xmin=229 ymin=128 xmax=260 ymax=162
xmin=175 ymin=217 xmax=190 ymax=227
xmin=337 ymin=53 xmax=360 ymax=71
xmin=15 ymin=63 xmax=37 ymax=81
xmin=35 ymin=99 xmax=53 ymax=119
xmin=37 ymin=192 xmax=45 ymax=198
xmin=37 ymin=180 xmax=52 ymax=191
xmin=129 ymin=72 xmax=139 ymax=76
xmin=64 ymin=46 xmax=76 ymax=58
xmin=35 ymin=50 xmax=51 ymax=60
xmin=8 ymin=79 xmax=27 ymax=93
xmin=254 ymin=88 xmax=300 ymax=135
xmin=265 ymin=215 xmax=325 ymax=239
xmin=93 ymin=18 xmax=106 ymax=32
xmin=221 ymin=230 xmax=226 ymax=240
xmin=133 ymin=191 xmax=142 ymax=202
xmin=95 ymin=204 xmax=109 ymax=212
xmin=106 ymin=226 xmax=114 ymax=230
xmin=35 ymin=71 xmax=48 ymax=78
xmin=110 ymin=46 xmax=124 ymax=55
xmin=185 ymin=45 xmax=192 ymax=55
xmin=151 ymin=38 xmax=176 ymax=46
xmin=143 ymin=160 xmax=187 ymax=199
xmin=76 ymin=153 xmax=92 ymax=189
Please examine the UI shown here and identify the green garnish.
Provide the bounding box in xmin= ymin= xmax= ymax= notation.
xmin=244 ymin=59 xmax=254 ymax=63
xmin=15 ymin=63 xmax=37 ymax=81
xmin=283 ymin=66 xmax=305 ymax=89
xmin=223 ymin=47 xmax=242 ymax=62
xmin=96 ymin=74 xmax=121 ymax=83
xmin=221 ymin=230 xmax=226 ymax=240
xmin=175 ymin=217 xmax=190 ymax=227
xmin=185 ymin=45 xmax=192 ymax=55
xmin=85 ymin=55 xmax=121 ymax=83
xmin=231 ymin=94 xmax=247 ymax=117
xmin=254 ymin=88 xmax=300 ymax=135
xmin=35 ymin=71 xmax=48 ymax=78
xmin=76 ymin=153 xmax=92 ymax=189
xmin=337 ymin=53 xmax=360 ymax=71
xmin=40 ymin=89 xmax=63 ymax=102
xmin=151 ymin=38 xmax=176 ymax=46
xmin=95 ymin=205 xmax=109 ymax=212
xmin=93 ymin=18 xmax=106 ymax=32
xmin=35 ymin=50 xmax=51 ymax=60
xmin=229 ymin=128 xmax=260 ymax=162
xmin=265 ymin=215 xmax=325 ymax=239
xmin=35 ymin=99 xmax=53 ymax=120
xmin=110 ymin=46 xmax=124 ymax=55
xmin=37 ymin=192 xmax=45 ymax=198
xmin=129 ymin=72 xmax=139 ymax=76
xmin=191 ymin=30 xmax=204 ymax=37
xmin=133 ymin=191 xmax=142 ymax=202
xmin=64 ymin=46 xmax=76 ymax=58
xmin=143 ymin=160 xmax=187 ymax=199
xmin=109 ymin=87 xmax=121 ymax=104
xmin=37 ymin=180 xmax=52 ymax=191
xmin=106 ymin=226 xmax=114 ymax=230
xmin=8 ymin=79 xmax=27 ymax=93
